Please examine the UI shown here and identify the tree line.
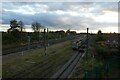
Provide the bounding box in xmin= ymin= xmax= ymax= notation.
xmin=3 ymin=19 xmax=76 ymax=45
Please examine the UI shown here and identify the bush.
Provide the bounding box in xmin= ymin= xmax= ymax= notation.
xmin=95 ymin=46 xmax=110 ymax=60
xmin=95 ymin=35 xmax=105 ymax=42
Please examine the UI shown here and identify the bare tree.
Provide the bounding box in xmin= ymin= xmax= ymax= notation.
xmin=8 ymin=19 xmax=19 ymax=32
xmin=18 ymin=21 xmax=25 ymax=46
xmin=18 ymin=21 xmax=25 ymax=32
xmin=31 ymin=22 xmax=41 ymax=32
xmin=31 ymin=22 xmax=44 ymax=43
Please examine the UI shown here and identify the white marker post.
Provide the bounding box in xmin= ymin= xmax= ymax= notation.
xmin=28 ymin=32 xmax=30 ymax=50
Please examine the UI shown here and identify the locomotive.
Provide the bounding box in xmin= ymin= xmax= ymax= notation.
xmin=72 ymin=40 xmax=82 ymax=50
xmin=72 ymin=38 xmax=86 ymax=53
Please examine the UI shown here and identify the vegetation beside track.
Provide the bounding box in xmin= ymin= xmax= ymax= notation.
xmin=71 ymin=45 xmax=103 ymax=78
xmin=71 ymin=33 xmax=119 ymax=78
xmin=2 ymin=30 xmax=76 ymax=49
xmin=3 ymin=40 xmax=75 ymax=78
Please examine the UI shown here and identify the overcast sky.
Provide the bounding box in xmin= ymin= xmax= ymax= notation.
xmin=1 ymin=2 xmax=118 ymax=33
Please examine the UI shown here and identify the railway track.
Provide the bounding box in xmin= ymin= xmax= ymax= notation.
xmin=5 ymin=47 xmax=74 ymax=78
xmin=3 ymin=35 xmax=87 ymax=78
xmin=51 ymin=49 xmax=86 ymax=79
xmin=2 ymin=36 xmax=76 ymax=55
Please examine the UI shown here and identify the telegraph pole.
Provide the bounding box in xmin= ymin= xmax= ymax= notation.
xmin=85 ymin=28 xmax=89 ymax=78
xmin=21 ymin=27 xmax=23 ymax=55
xmin=38 ymin=29 xmax=41 ymax=48
xmin=47 ymin=28 xmax=49 ymax=47
xmin=86 ymin=28 xmax=89 ymax=59
xmin=44 ymin=29 xmax=47 ymax=56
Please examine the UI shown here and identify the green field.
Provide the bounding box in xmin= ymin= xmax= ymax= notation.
xmin=3 ymin=40 xmax=75 ymax=78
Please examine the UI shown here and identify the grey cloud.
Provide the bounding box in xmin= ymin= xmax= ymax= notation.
xmin=3 ymin=2 xmax=117 ymax=12
xmin=1 ymin=2 xmax=118 ymax=32
xmin=2 ymin=9 xmax=94 ymax=30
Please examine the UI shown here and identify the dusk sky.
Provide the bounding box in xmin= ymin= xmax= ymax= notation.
xmin=1 ymin=2 xmax=119 ymax=33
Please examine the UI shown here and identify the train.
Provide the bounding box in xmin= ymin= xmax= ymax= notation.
xmin=72 ymin=38 xmax=87 ymax=52
xmin=72 ymin=40 xmax=81 ymax=50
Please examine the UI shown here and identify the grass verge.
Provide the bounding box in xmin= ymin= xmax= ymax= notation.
xmin=3 ymin=40 xmax=75 ymax=78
